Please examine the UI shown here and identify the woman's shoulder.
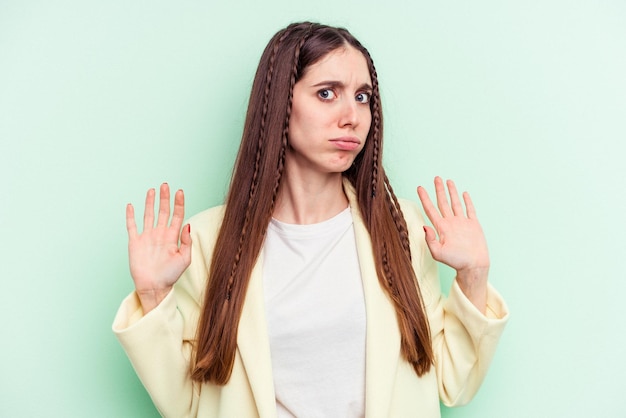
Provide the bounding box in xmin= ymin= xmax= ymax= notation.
xmin=187 ymin=204 xmax=225 ymax=224
xmin=186 ymin=205 xmax=226 ymax=241
xmin=397 ymin=197 xmax=426 ymax=227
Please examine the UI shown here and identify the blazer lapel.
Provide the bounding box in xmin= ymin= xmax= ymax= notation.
xmin=347 ymin=185 xmax=401 ymax=418
xmin=237 ymin=253 xmax=277 ymax=418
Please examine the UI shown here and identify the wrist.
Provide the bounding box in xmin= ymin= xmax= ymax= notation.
xmin=136 ymin=286 xmax=173 ymax=314
xmin=455 ymin=267 xmax=489 ymax=314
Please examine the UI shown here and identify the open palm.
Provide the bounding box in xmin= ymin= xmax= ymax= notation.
xmin=417 ymin=177 xmax=489 ymax=272
xmin=126 ymin=183 xmax=192 ymax=312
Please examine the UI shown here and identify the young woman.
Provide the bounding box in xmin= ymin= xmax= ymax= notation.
xmin=113 ymin=22 xmax=509 ymax=418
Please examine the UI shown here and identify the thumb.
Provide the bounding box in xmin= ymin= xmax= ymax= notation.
xmin=422 ymin=225 xmax=441 ymax=258
xmin=180 ymin=224 xmax=193 ymax=265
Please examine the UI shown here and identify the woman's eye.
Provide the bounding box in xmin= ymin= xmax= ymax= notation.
xmin=356 ymin=92 xmax=371 ymax=104
xmin=318 ymin=89 xmax=336 ymax=100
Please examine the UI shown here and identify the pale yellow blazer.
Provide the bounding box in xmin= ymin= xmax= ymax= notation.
xmin=113 ymin=183 xmax=509 ymax=418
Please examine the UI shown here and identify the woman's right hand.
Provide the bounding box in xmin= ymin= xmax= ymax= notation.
xmin=126 ymin=183 xmax=192 ymax=313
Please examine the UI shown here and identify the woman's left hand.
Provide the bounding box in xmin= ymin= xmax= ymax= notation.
xmin=417 ymin=176 xmax=489 ymax=313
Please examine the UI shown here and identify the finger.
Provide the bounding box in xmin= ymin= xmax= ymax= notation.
xmin=126 ymin=203 xmax=138 ymax=238
xmin=422 ymin=225 xmax=442 ymax=260
xmin=156 ymin=183 xmax=171 ymax=228
xmin=463 ymin=191 xmax=477 ymax=219
xmin=417 ymin=185 xmax=442 ymax=226
xmin=143 ymin=188 xmax=156 ymax=231
xmin=170 ymin=189 xmax=185 ymax=232
xmin=434 ymin=176 xmax=453 ymax=217
xmin=179 ymin=224 xmax=192 ymax=266
xmin=446 ymin=179 xmax=463 ymax=216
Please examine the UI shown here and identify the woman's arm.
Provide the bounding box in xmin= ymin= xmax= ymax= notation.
xmin=404 ymin=178 xmax=509 ymax=406
xmin=114 ymin=184 xmax=201 ymax=417
xmin=416 ymin=177 xmax=490 ymax=314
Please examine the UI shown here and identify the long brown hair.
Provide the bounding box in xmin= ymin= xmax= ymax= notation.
xmin=192 ymin=22 xmax=434 ymax=384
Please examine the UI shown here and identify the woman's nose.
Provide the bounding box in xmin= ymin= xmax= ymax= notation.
xmin=338 ymin=98 xmax=359 ymax=128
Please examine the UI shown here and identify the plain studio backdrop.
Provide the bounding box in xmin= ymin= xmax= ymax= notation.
xmin=1 ymin=1 xmax=625 ymax=417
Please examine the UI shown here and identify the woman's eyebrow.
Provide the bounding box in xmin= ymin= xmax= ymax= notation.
xmin=310 ymin=80 xmax=373 ymax=91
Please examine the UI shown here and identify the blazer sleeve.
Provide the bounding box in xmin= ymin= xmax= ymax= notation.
xmin=112 ymin=206 xmax=224 ymax=418
xmin=399 ymin=199 xmax=509 ymax=407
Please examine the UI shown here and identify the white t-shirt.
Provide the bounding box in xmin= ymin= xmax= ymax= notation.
xmin=263 ymin=207 xmax=367 ymax=418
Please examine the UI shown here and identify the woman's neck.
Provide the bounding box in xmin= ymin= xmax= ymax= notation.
xmin=273 ymin=171 xmax=348 ymax=225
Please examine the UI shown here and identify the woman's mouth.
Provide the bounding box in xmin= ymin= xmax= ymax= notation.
xmin=330 ymin=137 xmax=361 ymax=151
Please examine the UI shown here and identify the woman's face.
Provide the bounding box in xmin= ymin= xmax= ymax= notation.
xmin=286 ymin=45 xmax=372 ymax=177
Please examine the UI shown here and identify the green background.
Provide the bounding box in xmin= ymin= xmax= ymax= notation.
xmin=2 ymin=0 xmax=625 ymax=416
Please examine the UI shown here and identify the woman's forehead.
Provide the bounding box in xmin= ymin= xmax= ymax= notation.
xmin=300 ymin=46 xmax=371 ymax=86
